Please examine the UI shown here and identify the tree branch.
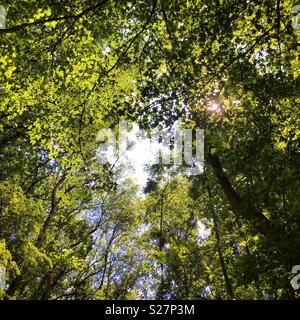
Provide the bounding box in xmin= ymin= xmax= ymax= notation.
xmin=0 ymin=0 xmax=111 ymax=35
xmin=207 ymin=148 xmax=273 ymax=237
xmin=36 ymin=174 xmax=67 ymax=247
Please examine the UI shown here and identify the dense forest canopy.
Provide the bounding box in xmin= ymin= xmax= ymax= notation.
xmin=0 ymin=0 xmax=299 ymax=300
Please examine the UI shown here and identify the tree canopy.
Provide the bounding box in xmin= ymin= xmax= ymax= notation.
xmin=0 ymin=0 xmax=299 ymax=300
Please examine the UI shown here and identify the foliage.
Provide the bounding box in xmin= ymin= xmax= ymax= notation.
xmin=0 ymin=0 xmax=299 ymax=300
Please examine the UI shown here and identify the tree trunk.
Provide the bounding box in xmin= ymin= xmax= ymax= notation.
xmin=207 ymin=149 xmax=273 ymax=237
xmin=36 ymin=174 xmax=66 ymax=248
xmin=207 ymin=183 xmax=234 ymax=299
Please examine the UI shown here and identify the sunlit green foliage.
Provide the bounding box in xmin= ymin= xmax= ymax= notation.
xmin=0 ymin=0 xmax=299 ymax=300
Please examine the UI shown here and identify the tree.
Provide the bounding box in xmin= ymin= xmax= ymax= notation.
xmin=0 ymin=0 xmax=299 ymax=300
